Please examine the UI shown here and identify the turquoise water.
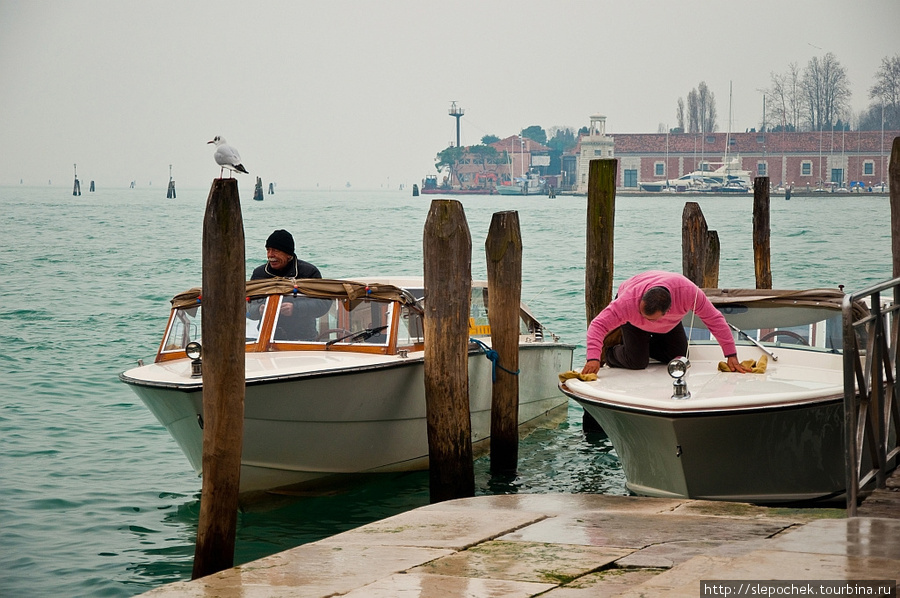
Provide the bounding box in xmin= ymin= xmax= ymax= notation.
xmin=0 ymin=185 xmax=892 ymax=597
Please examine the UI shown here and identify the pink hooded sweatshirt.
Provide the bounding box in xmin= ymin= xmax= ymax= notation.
xmin=586 ymin=271 xmax=737 ymax=362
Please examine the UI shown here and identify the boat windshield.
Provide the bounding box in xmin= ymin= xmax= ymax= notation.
xmin=161 ymin=297 xmax=271 ymax=355
xmin=275 ymin=295 xmax=392 ymax=346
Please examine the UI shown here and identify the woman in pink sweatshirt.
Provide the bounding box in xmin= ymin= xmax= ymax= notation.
xmin=582 ymin=271 xmax=747 ymax=375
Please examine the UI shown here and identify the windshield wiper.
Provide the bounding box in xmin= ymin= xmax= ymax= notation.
xmin=325 ymin=325 xmax=388 ymax=348
xmin=728 ymin=323 xmax=778 ymax=361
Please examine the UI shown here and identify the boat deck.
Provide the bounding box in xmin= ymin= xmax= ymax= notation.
xmin=139 ymin=493 xmax=900 ymax=597
xmin=564 ymin=344 xmax=844 ymax=413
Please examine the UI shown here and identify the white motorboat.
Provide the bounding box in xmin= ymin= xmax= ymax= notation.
xmin=497 ymin=174 xmax=545 ymax=195
xmin=560 ymin=288 xmax=872 ymax=504
xmin=121 ymin=277 xmax=573 ymax=496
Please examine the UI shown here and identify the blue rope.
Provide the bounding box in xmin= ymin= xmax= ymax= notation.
xmin=469 ymin=337 xmax=520 ymax=382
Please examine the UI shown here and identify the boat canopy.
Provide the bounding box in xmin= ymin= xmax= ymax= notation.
xmin=170 ymin=278 xmax=420 ymax=310
xmin=704 ymin=288 xmax=868 ymax=319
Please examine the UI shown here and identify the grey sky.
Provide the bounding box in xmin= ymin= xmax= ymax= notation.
xmin=1 ymin=0 xmax=898 ymax=191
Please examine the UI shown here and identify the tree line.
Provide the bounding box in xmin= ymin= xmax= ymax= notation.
xmin=671 ymin=52 xmax=899 ymax=134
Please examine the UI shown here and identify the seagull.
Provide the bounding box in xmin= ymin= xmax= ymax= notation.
xmin=207 ymin=136 xmax=249 ymax=178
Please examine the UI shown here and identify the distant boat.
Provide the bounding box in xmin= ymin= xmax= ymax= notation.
xmin=497 ymin=174 xmax=545 ymax=195
xmin=639 ymin=159 xmax=752 ymax=193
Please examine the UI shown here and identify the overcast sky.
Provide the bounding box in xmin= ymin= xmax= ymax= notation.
xmin=1 ymin=0 xmax=898 ymax=190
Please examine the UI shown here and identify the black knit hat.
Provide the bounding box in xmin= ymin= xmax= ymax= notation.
xmin=266 ymin=229 xmax=295 ymax=255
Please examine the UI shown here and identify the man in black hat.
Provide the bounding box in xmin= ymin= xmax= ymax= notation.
xmin=250 ymin=229 xmax=329 ymax=340
xmin=251 ymin=229 xmax=321 ymax=280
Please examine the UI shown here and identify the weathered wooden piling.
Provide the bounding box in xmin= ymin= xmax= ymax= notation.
xmin=268 ymin=182 xmax=275 ymax=195
xmin=682 ymin=202 xmax=721 ymax=287
xmin=485 ymin=210 xmax=522 ymax=474
xmin=890 ymin=137 xmax=900 ymax=278
xmin=753 ymin=176 xmax=772 ymax=289
xmin=72 ymin=164 xmax=81 ymax=196
xmin=423 ymin=199 xmax=474 ymax=503
xmin=89 ymin=180 xmax=95 ymax=192
xmin=707 ymin=232 xmax=719 ymax=285
xmin=253 ymin=177 xmax=264 ymax=201
xmin=585 ymin=159 xmax=617 ymax=324
xmin=412 ymin=183 xmax=420 ymax=197
xmin=192 ymin=178 xmax=246 ymax=579
xmin=167 ymin=164 xmax=176 ymax=199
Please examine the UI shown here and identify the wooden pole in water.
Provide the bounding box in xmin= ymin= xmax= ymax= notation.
xmin=889 ymin=137 xmax=900 ymax=278
xmin=682 ymin=202 xmax=708 ymax=286
xmin=585 ymin=159 xmax=617 ymax=324
xmin=703 ymin=230 xmax=720 ymax=288
xmin=485 ymin=210 xmax=522 ymax=474
xmin=192 ymin=178 xmax=246 ymax=579
xmin=753 ymin=176 xmax=772 ymax=289
xmin=253 ymin=177 xmax=264 ymax=201
xmin=423 ymin=199 xmax=474 ymax=503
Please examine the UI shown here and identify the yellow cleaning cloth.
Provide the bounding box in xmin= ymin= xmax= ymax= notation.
xmin=558 ymin=370 xmax=598 ymax=383
xmin=718 ymin=354 xmax=768 ymax=373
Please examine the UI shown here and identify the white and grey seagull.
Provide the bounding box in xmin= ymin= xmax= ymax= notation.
xmin=207 ymin=135 xmax=249 ymax=178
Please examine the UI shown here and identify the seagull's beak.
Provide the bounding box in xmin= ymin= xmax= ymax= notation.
xmin=207 ymin=140 xmax=215 ymax=144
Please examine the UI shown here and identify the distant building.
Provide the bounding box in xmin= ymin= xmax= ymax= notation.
xmin=574 ymin=114 xmax=615 ymax=194
xmin=440 ymin=136 xmax=551 ymax=192
xmin=581 ymin=128 xmax=896 ymax=191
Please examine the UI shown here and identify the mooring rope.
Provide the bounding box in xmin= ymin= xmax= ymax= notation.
xmin=468 ymin=337 xmax=519 ymax=382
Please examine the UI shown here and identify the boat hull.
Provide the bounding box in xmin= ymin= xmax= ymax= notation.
xmin=561 ymin=344 xmax=850 ymax=503
xmin=576 ymin=398 xmax=844 ymax=502
xmin=125 ymin=342 xmax=573 ymax=494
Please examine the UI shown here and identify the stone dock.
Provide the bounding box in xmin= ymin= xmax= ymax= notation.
xmin=142 ymin=476 xmax=900 ymax=597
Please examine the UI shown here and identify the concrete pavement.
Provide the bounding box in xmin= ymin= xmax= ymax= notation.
xmin=140 ymin=493 xmax=899 ymax=597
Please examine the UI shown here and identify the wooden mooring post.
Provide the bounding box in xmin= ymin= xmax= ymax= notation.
xmin=584 ymin=159 xmax=616 ymax=431
xmin=253 ymin=177 xmax=264 ymax=201
xmin=585 ymin=159 xmax=617 ymax=323
xmin=682 ymin=202 xmax=719 ymax=287
xmin=167 ymin=164 xmax=176 ymax=199
xmin=192 ymin=178 xmax=246 ymax=579
xmin=753 ymin=176 xmax=772 ymax=289
xmin=423 ymin=199 xmax=475 ymax=503
xmin=485 ymin=210 xmax=522 ymax=474
xmin=890 ymin=137 xmax=900 ymax=278
xmin=72 ymin=163 xmax=81 ymax=196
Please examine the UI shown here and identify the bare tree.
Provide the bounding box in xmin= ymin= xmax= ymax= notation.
xmin=767 ymin=62 xmax=804 ymax=131
xmin=676 ymin=97 xmax=685 ymax=132
xmin=801 ymin=53 xmax=851 ymax=131
xmin=869 ymin=53 xmax=900 ymax=130
xmin=683 ymin=82 xmax=717 ymax=133
xmin=697 ymin=82 xmax=718 ymax=133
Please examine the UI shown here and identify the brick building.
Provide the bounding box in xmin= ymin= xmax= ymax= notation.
xmin=594 ymin=129 xmax=897 ymax=191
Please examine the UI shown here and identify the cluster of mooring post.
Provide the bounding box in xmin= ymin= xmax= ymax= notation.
xmin=253 ymin=177 xmax=264 ymax=201
xmin=422 ymin=199 xmax=524 ymax=501
xmin=89 ymin=180 xmax=95 ymax=192
xmin=412 ymin=183 xmax=420 ymax=196
xmin=72 ymin=164 xmax=81 ymax=196
xmin=167 ymin=165 xmax=176 ymax=199
xmin=268 ymin=182 xmax=275 ymax=195
xmin=192 ymin=178 xmax=246 ymax=580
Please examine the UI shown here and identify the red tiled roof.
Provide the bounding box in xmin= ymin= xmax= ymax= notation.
xmin=607 ymin=130 xmax=899 ymax=155
xmin=489 ymin=135 xmax=551 ymax=153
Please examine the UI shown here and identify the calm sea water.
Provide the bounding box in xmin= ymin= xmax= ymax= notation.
xmin=0 ymin=184 xmax=892 ymax=597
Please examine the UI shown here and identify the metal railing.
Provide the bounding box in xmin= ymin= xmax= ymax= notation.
xmin=842 ymin=277 xmax=900 ymax=515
